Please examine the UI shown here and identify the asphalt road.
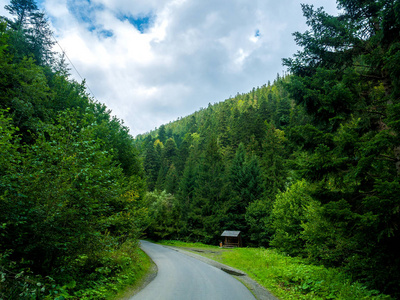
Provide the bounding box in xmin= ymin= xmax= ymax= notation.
xmin=130 ymin=240 xmax=256 ymax=300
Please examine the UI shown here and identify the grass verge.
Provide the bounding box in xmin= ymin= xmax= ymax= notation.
xmin=67 ymin=239 xmax=153 ymax=300
xmin=159 ymin=240 xmax=392 ymax=300
xmin=107 ymin=247 xmax=153 ymax=300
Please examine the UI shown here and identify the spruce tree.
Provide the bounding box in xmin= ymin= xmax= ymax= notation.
xmin=283 ymin=1 xmax=400 ymax=295
xmin=5 ymin=0 xmax=55 ymax=65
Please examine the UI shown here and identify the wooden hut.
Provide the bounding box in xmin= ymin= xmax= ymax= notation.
xmin=221 ymin=230 xmax=242 ymax=248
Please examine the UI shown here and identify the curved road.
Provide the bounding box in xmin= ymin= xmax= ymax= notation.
xmin=131 ymin=240 xmax=256 ymax=300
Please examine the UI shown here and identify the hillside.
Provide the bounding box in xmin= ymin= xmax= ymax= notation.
xmin=135 ymin=76 xmax=294 ymax=242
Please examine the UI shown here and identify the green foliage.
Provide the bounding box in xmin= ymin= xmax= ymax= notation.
xmin=0 ymin=108 xmax=147 ymax=298
xmin=0 ymin=4 xmax=147 ymax=297
xmin=145 ymin=190 xmax=179 ymax=240
xmin=270 ymin=180 xmax=317 ymax=256
xmin=136 ymin=77 xmax=294 ymax=247
xmin=301 ymin=199 xmax=357 ymax=268
xmin=189 ymin=137 xmax=228 ymax=243
xmin=245 ymin=199 xmax=273 ymax=246
xmin=143 ymin=139 xmax=161 ymax=190
xmin=261 ymin=124 xmax=288 ymax=197
xmin=226 ymin=143 xmax=264 ymax=236
xmin=279 ymin=0 xmax=400 ymax=296
xmin=5 ymin=0 xmax=55 ymax=65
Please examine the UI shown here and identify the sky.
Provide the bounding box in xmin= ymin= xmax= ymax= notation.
xmin=0 ymin=0 xmax=340 ymax=136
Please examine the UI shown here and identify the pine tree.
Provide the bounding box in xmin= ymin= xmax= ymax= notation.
xmin=226 ymin=143 xmax=263 ymax=235
xmin=190 ymin=137 xmax=226 ymax=242
xmin=143 ymin=140 xmax=161 ymax=190
xmin=283 ymin=1 xmax=400 ymax=295
xmin=157 ymin=124 xmax=167 ymax=144
xmin=5 ymin=0 xmax=55 ymax=65
xmin=5 ymin=0 xmax=38 ymax=28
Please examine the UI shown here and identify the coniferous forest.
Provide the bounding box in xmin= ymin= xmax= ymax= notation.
xmin=136 ymin=1 xmax=400 ymax=297
xmin=1 ymin=0 xmax=400 ymax=299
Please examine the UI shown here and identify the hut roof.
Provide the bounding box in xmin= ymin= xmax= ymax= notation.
xmin=221 ymin=230 xmax=241 ymax=237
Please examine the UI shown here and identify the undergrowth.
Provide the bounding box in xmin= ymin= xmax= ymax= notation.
xmin=0 ymin=239 xmax=151 ymax=300
xmin=73 ymin=240 xmax=152 ymax=300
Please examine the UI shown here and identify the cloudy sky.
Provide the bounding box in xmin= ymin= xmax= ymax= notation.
xmin=0 ymin=0 xmax=339 ymax=136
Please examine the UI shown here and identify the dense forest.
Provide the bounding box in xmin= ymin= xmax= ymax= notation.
xmin=135 ymin=0 xmax=400 ymax=297
xmin=0 ymin=0 xmax=148 ymax=298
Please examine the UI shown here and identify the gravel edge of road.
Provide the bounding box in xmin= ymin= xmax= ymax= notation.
xmin=163 ymin=245 xmax=279 ymax=300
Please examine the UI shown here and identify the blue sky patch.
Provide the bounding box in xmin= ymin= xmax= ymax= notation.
xmin=66 ymin=0 xmax=113 ymax=38
xmin=255 ymin=29 xmax=261 ymax=37
xmin=36 ymin=0 xmax=46 ymax=9
xmin=118 ymin=13 xmax=154 ymax=33
xmin=67 ymin=0 xmax=104 ymax=32
xmin=98 ymin=29 xmax=114 ymax=38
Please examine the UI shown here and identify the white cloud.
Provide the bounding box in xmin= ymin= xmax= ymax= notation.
xmin=0 ymin=0 xmax=339 ymax=136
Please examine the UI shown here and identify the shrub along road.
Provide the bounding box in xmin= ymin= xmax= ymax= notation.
xmin=130 ymin=241 xmax=256 ymax=300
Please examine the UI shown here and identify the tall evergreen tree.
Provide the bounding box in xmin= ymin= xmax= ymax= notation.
xmin=177 ymin=150 xmax=198 ymax=230
xmin=190 ymin=137 xmax=227 ymax=242
xmin=226 ymin=143 xmax=263 ymax=235
xmin=261 ymin=123 xmax=288 ymax=198
xmin=283 ymin=1 xmax=400 ymax=295
xmin=157 ymin=124 xmax=167 ymax=144
xmin=5 ymin=0 xmax=55 ymax=65
xmin=143 ymin=139 xmax=161 ymax=190
xmin=5 ymin=0 xmax=37 ymax=28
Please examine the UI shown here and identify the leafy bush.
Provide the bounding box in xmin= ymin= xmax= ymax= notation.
xmin=270 ymin=180 xmax=317 ymax=256
xmin=245 ymin=198 xmax=273 ymax=246
xmin=144 ymin=190 xmax=180 ymax=240
xmin=0 ymin=109 xmax=147 ymax=298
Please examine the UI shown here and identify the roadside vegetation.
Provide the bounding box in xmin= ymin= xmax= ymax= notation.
xmin=60 ymin=242 xmax=152 ymax=300
xmin=159 ymin=241 xmax=392 ymax=300
xmin=106 ymin=248 xmax=153 ymax=300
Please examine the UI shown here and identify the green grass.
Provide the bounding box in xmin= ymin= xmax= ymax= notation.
xmin=159 ymin=240 xmax=392 ymax=300
xmin=158 ymin=240 xmax=221 ymax=249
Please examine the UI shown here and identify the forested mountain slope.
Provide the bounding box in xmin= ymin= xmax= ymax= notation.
xmin=135 ymin=77 xmax=296 ymax=243
xmin=135 ymin=0 xmax=400 ymax=297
